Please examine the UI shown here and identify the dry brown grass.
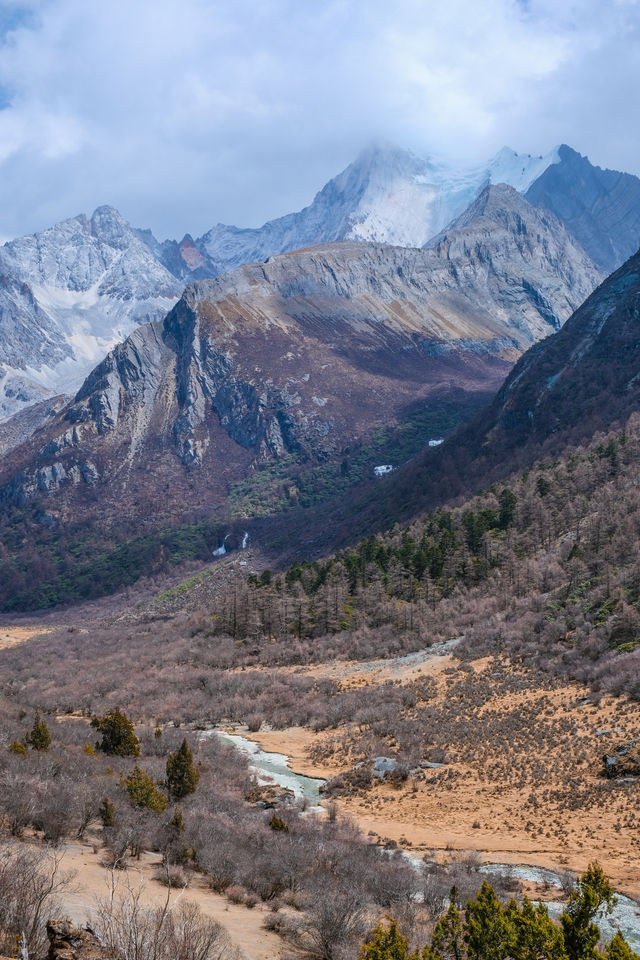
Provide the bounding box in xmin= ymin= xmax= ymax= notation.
xmin=250 ymin=655 xmax=640 ymax=900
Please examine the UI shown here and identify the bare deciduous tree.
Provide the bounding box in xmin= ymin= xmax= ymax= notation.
xmin=93 ymin=871 xmax=238 ymax=960
xmin=0 ymin=841 xmax=74 ymax=959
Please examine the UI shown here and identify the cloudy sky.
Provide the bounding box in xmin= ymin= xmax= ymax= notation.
xmin=0 ymin=0 xmax=638 ymax=241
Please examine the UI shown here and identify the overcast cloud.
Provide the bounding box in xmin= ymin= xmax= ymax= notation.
xmin=0 ymin=0 xmax=638 ymax=240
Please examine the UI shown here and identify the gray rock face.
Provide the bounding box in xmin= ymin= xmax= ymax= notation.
xmin=425 ymin=184 xmax=603 ymax=343
xmin=0 ymin=205 xmax=182 ymax=422
xmin=526 ymin=145 xmax=640 ymax=274
xmin=0 ymin=187 xmax=604 ymax=510
xmin=197 ymin=142 xmax=561 ymax=275
xmin=0 ymin=395 xmax=66 ymax=458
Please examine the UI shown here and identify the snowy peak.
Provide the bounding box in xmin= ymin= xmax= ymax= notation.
xmin=0 ymin=205 xmax=182 ymax=422
xmin=487 ymin=146 xmax=561 ymax=194
xmin=197 ymin=142 xmax=564 ymax=270
xmin=89 ymin=204 xmax=136 ymax=248
xmin=331 ymin=141 xmax=428 ymax=196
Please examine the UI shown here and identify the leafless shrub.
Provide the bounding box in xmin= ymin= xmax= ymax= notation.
xmin=225 ymin=884 xmax=247 ymax=905
xmin=93 ymin=873 xmax=239 ymax=960
xmin=153 ymin=865 xmax=189 ymax=888
xmin=0 ymin=841 xmax=75 ymax=959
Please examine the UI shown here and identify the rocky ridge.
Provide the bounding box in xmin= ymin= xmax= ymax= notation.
xmin=0 ymin=206 xmax=182 ymax=422
xmin=0 ymin=186 xmax=602 ymax=519
xmin=526 ymin=145 xmax=640 ymax=274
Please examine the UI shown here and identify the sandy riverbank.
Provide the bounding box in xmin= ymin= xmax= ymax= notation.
xmin=57 ymin=839 xmax=285 ymax=960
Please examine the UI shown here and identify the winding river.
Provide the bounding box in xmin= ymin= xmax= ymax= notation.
xmin=212 ymin=730 xmax=326 ymax=805
xmin=215 ymin=729 xmax=640 ymax=948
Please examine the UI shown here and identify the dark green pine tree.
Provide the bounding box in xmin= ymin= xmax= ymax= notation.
xmin=26 ymin=709 xmax=51 ymax=752
xmin=91 ymin=706 xmax=140 ymax=757
xmin=359 ymin=917 xmax=415 ymax=960
xmin=98 ymin=796 xmax=116 ymax=827
xmin=561 ymin=862 xmax=616 ymax=960
xmin=430 ymin=892 xmax=466 ymax=960
xmin=507 ymin=898 xmax=567 ymax=960
xmin=606 ymin=931 xmax=640 ymax=960
xmin=123 ymin=766 xmax=168 ymax=812
xmin=166 ymin=738 xmax=200 ymax=800
xmin=465 ymin=880 xmax=512 ymax=960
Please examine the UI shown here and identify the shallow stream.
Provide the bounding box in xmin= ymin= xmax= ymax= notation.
xmin=211 ymin=730 xmax=326 ymax=805
xmin=209 ymin=700 xmax=640 ymax=950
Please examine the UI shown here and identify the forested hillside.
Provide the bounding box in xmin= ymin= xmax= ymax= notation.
xmin=200 ymin=416 xmax=640 ymax=699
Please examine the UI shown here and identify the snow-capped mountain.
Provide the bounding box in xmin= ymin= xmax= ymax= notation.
xmin=3 ymin=139 xmax=640 ymax=432
xmin=0 ymin=184 xmax=600 ymax=515
xmin=195 ymin=142 xmax=561 ymax=274
xmin=0 ymin=206 xmax=182 ymax=421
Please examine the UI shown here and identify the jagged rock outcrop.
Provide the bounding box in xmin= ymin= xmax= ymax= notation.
xmin=0 ymin=206 xmax=182 ymax=422
xmin=526 ymin=145 xmax=640 ymax=274
xmin=46 ymin=918 xmax=110 ymax=960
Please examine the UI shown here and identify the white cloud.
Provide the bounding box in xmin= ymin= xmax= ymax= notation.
xmin=0 ymin=0 xmax=637 ymax=239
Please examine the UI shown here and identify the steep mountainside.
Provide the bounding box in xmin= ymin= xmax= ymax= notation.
xmin=0 ymin=187 xmax=601 ymax=510
xmin=195 ymin=143 xmax=561 ymax=274
xmin=526 ymin=145 xmax=640 ymax=274
xmin=475 ymin=244 xmax=640 ymax=453
xmin=0 ymin=206 xmax=182 ymax=422
xmin=424 ymin=183 xmax=602 ymax=342
xmin=344 ymin=243 xmax=640 ymax=542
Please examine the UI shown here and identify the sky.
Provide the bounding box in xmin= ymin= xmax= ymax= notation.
xmin=0 ymin=0 xmax=639 ymax=241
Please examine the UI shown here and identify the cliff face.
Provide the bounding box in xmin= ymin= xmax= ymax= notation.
xmin=0 ymin=206 xmax=182 ymax=422
xmin=424 ymin=183 xmax=603 ymax=342
xmin=526 ymin=145 xmax=640 ymax=274
xmin=0 ymin=184 xmax=603 ymax=518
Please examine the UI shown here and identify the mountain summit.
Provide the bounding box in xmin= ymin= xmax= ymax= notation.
xmin=195 ymin=142 xmax=562 ymax=274
xmin=0 ymin=205 xmax=182 ymax=422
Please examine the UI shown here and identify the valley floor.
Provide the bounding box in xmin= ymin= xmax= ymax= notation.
xmin=2 ymin=613 xmax=640 ymax=959
xmin=247 ymin=653 xmax=640 ymax=902
xmin=56 ymin=840 xmax=285 ymax=960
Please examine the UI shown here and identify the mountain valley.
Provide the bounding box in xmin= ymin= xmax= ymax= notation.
xmin=0 ymin=179 xmax=608 ymax=610
xmin=2 ymin=136 xmax=640 ymax=960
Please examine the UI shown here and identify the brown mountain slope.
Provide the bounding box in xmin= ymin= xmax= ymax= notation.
xmin=0 ymin=190 xmax=603 ymax=609
xmin=326 ymin=243 xmax=640 ymax=549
